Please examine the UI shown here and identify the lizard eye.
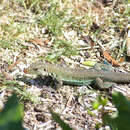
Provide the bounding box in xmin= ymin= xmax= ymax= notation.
xmin=43 ymin=68 xmax=47 ymax=71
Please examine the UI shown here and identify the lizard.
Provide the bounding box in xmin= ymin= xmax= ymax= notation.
xmin=24 ymin=61 xmax=130 ymax=89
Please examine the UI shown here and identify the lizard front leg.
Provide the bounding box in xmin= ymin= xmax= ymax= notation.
xmin=95 ymin=77 xmax=116 ymax=89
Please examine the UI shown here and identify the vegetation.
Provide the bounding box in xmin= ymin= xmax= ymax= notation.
xmin=0 ymin=94 xmax=24 ymax=130
xmin=0 ymin=0 xmax=129 ymax=129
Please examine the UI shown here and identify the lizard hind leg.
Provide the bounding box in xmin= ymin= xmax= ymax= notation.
xmin=95 ymin=78 xmax=115 ymax=89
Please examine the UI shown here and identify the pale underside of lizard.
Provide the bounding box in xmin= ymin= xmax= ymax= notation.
xmin=24 ymin=61 xmax=130 ymax=88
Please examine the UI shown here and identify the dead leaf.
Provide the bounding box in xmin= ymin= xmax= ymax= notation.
xmin=103 ymin=50 xmax=120 ymax=66
xmin=82 ymin=35 xmax=95 ymax=47
xmin=29 ymin=38 xmax=43 ymax=46
xmin=119 ymin=57 xmax=125 ymax=63
xmin=82 ymin=60 xmax=97 ymax=67
xmin=126 ymin=30 xmax=130 ymax=56
xmin=8 ymin=60 xmax=21 ymax=71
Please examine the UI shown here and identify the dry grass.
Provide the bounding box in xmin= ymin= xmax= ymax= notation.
xmin=0 ymin=0 xmax=129 ymax=129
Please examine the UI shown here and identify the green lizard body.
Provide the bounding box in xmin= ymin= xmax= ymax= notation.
xmin=24 ymin=61 xmax=130 ymax=88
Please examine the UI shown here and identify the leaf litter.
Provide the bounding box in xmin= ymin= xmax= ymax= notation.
xmin=0 ymin=0 xmax=129 ymax=129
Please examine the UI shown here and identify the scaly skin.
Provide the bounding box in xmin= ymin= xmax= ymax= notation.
xmin=24 ymin=61 xmax=130 ymax=87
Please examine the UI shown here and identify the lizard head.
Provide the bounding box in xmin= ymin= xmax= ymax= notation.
xmin=24 ymin=61 xmax=43 ymax=75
